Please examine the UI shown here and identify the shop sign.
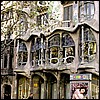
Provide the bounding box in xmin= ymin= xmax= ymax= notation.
xmin=70 ymin=74 xmax=92 ymax=80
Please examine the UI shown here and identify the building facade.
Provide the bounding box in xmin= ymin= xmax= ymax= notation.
xmin=1 ymin=1 xmax=99 ymax=99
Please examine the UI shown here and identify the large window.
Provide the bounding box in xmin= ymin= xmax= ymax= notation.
xmin=31 ymin=37 xmax=46 ymax=66
xmin=48 ymin=34 xmax=60 ymax=64
xmin=31 ymin=38 xmax=41 ymax=66
xmin=62 ymin=32 xmax=75 ymax=64
xmin=79 ymin=1 xmax=94 ymax=21
xmin=79 ymin=27 xmax=96 ymax=63
xmin=18 ymin=40 xmax=28 ymax=66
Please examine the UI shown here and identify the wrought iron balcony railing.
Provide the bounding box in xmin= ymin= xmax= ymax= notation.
xmin=41 ymin=20 xmax=73 ymax=33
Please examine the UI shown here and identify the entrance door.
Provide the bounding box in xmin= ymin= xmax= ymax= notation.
xmin=4 ymin=85 xmax=11 ymax=99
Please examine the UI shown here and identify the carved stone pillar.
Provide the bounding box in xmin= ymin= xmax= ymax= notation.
xmin=30 ymin=74 xmax=33 ymax=93
xmin=41 ymin=37 xmax=43 ymax=66
xmin=44 ymin=79 xmax=47 ymax=99
xmin=45 ymin=41 xmax=49 ymax=67
xmin=81 ymin=25 xmax=84 ymax=64
xmin=57 ymin=73 xmax=60 ymax=99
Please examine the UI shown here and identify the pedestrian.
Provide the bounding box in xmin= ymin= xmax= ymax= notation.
xmin=27 ymin=93 xmax=33 ymax=100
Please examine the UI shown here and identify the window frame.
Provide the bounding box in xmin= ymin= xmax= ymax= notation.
xmin=79 ymin=27 xmax=96 ymax=63
xmin=48 ymin=34 xmax=60 ymax=65
xmin=63 ymin=4 xmax=73 ymax=21
xmin=18 ymin=41 xmax=28 ymax=66
xmin=62 ymin=33 xmax=75 ymax=64
xmin=79 ymin=1 xmax=94 ymax=21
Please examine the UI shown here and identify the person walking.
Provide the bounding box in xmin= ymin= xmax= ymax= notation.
xmin=27 ymin=93 xmax=33 ymax=100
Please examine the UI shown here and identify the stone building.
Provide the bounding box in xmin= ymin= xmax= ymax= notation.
xmin=1 ymin=1 xmax=99 ymax=99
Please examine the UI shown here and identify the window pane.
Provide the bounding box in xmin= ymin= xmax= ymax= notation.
xmin=80 ymin=28 xmax=96 ymax=62
xmin=62 ymin=33 xmax=75 ymax=46
xmin=23 ymin=52 xmax=28 ymax=62
xmin=48 ymin=34 xmax=60 ymax=47
xmin=51 ymin=47 xmax=58 ymax=58
xmin=79 ymin=1 xmax=94 ymax=20
xmin=64 ymin=5 xmax=73 ymax=21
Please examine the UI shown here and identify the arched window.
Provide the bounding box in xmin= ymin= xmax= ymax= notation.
xmin=79 ymin=27 xmax=96 ymax=62
xmin=48 ymin=34 xmax=60 ymax=64
xmin=18 ymin=40 xmax=28 ymax=66
xmin=79 ymin=1 xmax=94 ymax=21
xmin=62 ymin=32 xmax=75 ymax=64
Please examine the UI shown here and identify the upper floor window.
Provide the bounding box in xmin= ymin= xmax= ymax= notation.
xmin=37 ymin=13 xmax=48 ymax=26
xmin=63 ymin=5 xmax=73 ymax=27
xmin=19 ymin=14 xmax=28 ymax=35
xmin=79 ymin=1 xmax=94 ymax=21
xmin=48 ymin=34 xmax=60 ymax=64
xmin=18 ymin=40 xmax=28 ymax=66
xmin=64 ymin=5 xmax=73 ymax=21
xmin=79 ymin=27 xmax=96 ymax=63
xmin=62 ymin=32 xmax=75 ymax=64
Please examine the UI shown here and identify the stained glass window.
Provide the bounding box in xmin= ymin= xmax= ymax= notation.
xmin=48 ymin=34 xmax=60 ymax=64
xmin=62 ymin=32 xmax=75 ymax=64
xmin=79 ymin=28 xmax=96 ymax=62
xmin=48 ymin=34 xmax=60 ymax=47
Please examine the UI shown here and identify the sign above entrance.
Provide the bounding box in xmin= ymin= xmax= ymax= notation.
xmin=70 ymin=74 xmax=92 ymax=80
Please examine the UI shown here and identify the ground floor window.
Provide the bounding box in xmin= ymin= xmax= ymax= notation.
xmin=18 ymin=76 xmax=30 ymax=99
xmin=92 ymin=75 xmax=99 ymax=99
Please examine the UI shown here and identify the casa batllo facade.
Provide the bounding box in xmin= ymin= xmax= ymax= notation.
xmin=1 ymin=1 xmax=99 ymax=99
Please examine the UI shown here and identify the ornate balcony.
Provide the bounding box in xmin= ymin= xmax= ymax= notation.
xmin=43 ymin=20 xmax=73 ymax=33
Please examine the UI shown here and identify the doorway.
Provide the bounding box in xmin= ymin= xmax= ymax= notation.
xmin=4 ymin=84 xmax=11 ymax=99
